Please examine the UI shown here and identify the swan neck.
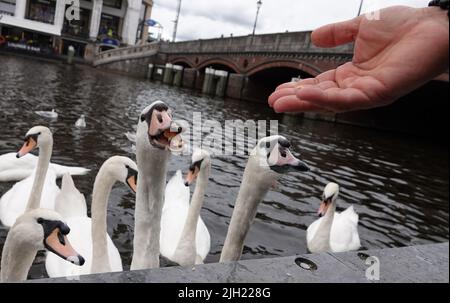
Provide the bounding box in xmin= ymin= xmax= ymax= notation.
xmin=90 ymin=167 xmax=116 ymax=274
xmin=312 ymin=199 xmax=337 ymax=251
xmin=26 ymin=141 xmax=52 ymax=210
xmin=220 ymin=157 xmax=274 ymax=262
xmin=131 ymin=142 xmax=169 ymax=270
xmin=0 ymin=230 xmax=38 ymax=282
xmin=175 ymin=165 xmax=209 ymax=255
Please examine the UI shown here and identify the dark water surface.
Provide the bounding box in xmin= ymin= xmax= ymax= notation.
xmin=0 ymin=54 xmax=448 ymax=279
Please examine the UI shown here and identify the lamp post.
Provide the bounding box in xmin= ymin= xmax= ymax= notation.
xmin=172 ymin=0 xmax=182 ymax=42
xmin=357 ymin=0 xmax=364 ymax=16
xmin=252 ymin=0 xmax=262 ymax=36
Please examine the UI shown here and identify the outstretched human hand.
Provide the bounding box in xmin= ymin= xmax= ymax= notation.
xmin=268 ymin=6 xmax=449 ymax=113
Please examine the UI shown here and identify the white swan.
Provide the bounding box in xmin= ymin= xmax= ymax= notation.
xmin=1 ymin=208 xmax=85 ymax=282
xmin=35 ymin=109 xmax=58 ymax=119
xmin=306 ymin=182 xmax=361 ymax=253
xmin=45 ymin=157 xmax=138 ymax=277
xmin=75 ymin=115 xmax=86 ymax=128
xmin=0 ymin=126 xmax=60 ymax=227
xmin=220 ymin=136 xmax=310 ymax=262
xmin=131 ymin=101 xmax=184 ymax=270
xmin=160 ymin=150 xmax=211 ymax=266
xmin=0 ymin=152 xmax=90 ymax=182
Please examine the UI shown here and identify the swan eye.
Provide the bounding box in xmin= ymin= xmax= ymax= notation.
xmin=37 ymin=218 xmax=44 ymax=224
xmin=279 ymin=147 xmax=287 ymax=158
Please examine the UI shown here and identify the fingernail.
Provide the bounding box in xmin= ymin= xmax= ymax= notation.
xmin=295 ymin=85 xmax=304 ymax=90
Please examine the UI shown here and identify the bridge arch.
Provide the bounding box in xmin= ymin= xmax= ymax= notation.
xmin=241 ymin=60 xmax=320 ymax=103
xmin=196 ymin=58 xmax=240 ymax=74
xmin=169 ymin=57 xmax=195 ymax=68
xmin=246 ymin=59 xmax=321 ymax=77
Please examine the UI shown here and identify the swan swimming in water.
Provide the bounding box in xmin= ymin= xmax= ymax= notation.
xmin=160 ymin=149 xmax=211 ymax=266
xmin=0 ymin=208 xmax=85 ymax=282
xmin=306 ymin=182 xmax=361 ymax=253
xmin=75 ymin=115 xmax=86 ymax=128
xmin=0 ymin=126 xmax=60 ymax=227
xmin=45 ymin=157 xmax=138 ymax=277
xmin=35 ymin=109 xmax=58 ymax=119
xmin=220 ymin=135 xmax=310 ymax=262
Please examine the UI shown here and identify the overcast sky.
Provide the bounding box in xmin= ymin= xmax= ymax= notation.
xmin=149 ymin=0 xmax=430 ymax=41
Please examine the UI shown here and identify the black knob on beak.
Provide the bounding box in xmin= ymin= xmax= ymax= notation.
xmin=78 ymin=255 xmax=85 ymax=266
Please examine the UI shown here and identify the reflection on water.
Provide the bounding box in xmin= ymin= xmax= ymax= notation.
xmin=0 ymin=54 xmax=448 ymax=279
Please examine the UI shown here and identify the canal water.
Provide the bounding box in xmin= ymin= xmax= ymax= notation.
xmin=0 ymin=54 xmax=448 ymax=279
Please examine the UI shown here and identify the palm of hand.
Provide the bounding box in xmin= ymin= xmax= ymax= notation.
xmin=269 ymin=6 xmax=449 ymax=113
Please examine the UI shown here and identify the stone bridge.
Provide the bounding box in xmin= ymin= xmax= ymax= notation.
xmin=159 ymin=31 xmax=352 ymax=77
xmin=96 ymin=31 xmax=353 ymax=102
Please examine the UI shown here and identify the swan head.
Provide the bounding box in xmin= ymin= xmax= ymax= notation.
xmin=137 ymin=101 xmax=184 ymax=152
xmin=16 ymin=126 xmax=53 ymax=158
xmin=184 ymin=149 xmax=211 ymax=186
xmin=318 ymin=182 xmax=340 ymax=217
xmin=252 ymin=135 xmax=310 ymax=175
xmin=12 ymin=208 xmax=85 ymax=266
xmin=102 ymin=156 xmax=138 ymax=193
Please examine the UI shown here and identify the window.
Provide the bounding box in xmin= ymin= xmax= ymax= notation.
xmin=26 ymin=0 xmax=57 ymax=24
xmin=103 ymin=0 xmax=122 ymax=9
xmin=0 ymin=0 xmax=15 ymax=16
xmin=98 ymin=13 xmax=121 ymax=39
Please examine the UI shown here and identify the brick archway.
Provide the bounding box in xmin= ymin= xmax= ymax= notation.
xmin=246 ymin=60 xmax=321 ymax=77
xmin=169 ymin=57 xmax=195 ymax=68
xmin=196 ymin=58 xmax=240 ymax=73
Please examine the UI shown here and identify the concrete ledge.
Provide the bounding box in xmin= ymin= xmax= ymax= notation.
xmin=29 ymin=242 xmax=449 ymax=283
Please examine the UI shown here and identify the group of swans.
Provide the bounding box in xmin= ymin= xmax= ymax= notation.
xmin=0 ymin=100 xmax=360 ymax=282
xmin=0 ymin=126 xmax=138 ymax=281
xmin=0 ymin=126 xmax=87 ymax=282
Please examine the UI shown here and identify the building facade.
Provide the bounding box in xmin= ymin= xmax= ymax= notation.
xmin=0 ymin=0 xmax=153 ymax=59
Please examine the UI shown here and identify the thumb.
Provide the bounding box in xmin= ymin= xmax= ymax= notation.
xmin=312 ymin=16 xmax=362 ymax=48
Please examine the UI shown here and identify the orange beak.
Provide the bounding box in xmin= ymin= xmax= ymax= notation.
xmin=184 ymin=167 xmax=199 ymax=186
xmin=318 ymin=200 xmax=331 ymax=217
xmin=45 ymin=228 xmax=85 ymax=266
xmin=16 ymin=137 xmax=37 ymax=158
xmin=127 ymin=175 xmax=137 ymax=193
xmin=149 ymin=110 xmax=172 ymax=136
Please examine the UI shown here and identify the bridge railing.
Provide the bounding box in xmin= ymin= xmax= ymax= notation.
xmin=159 ymin=31 xmax=353 ymax=55
xmin=93 ymin=42 xmax=160 ymax=67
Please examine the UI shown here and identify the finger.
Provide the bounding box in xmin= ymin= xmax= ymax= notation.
xmin=272 ymin=95 xmax=326 ymax=113
xmin=275 ymin=77 xmax=322 ymax=91
xmin=268 ymin=88 xmax=297 ymax=107
xmin=275 ymin=82 xmax=299 ymax=91
xmin=312 ymin=16 xmax=362 ymax=48
xmin=296 ymin=87 xmax=371 ymax=112
xmin=299 ymin=80 xmax=337 ymax=92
